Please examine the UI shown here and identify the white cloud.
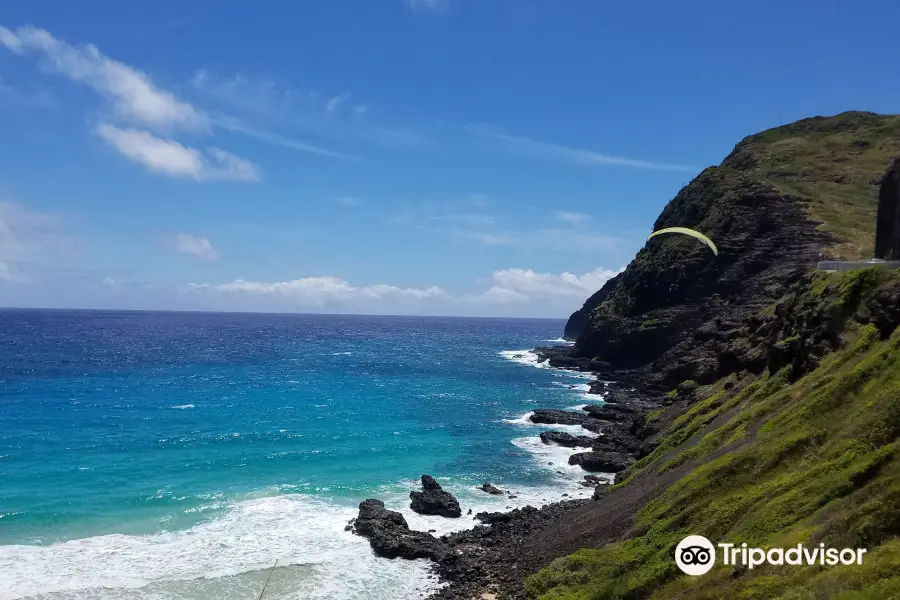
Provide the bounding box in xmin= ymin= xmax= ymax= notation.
xmin=0 ymin=26 xmax=277 ymax=181
xmin=468 ymin=286 xmax=529 ymax=304
xmin=174 ymin=233 xmax=219 ymax=260
xmin=470 ymin=126 xmax=697 ymax=172
xmin=96 ymin=123 xmax=259 ymax=181
xmin=186 ymin=266 xmax=622 ymax=315
xmin=488 ymin=267 xmax=622 ymax=298
xmin=333 ymin=196 xmax=363 ymax=207
xmin=0 ymin=25 xmax=206 ymax=131
xmin=188 ymin=277 xmax=446 ymax=307
xmin=407 ymin=0 xmax=449 ymax=13
xmin=554 ymin=211 xmax=591 ymax=224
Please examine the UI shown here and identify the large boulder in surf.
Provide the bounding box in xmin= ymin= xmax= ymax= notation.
xmin=479 ymin=482 xmax=504 ymax=495
xmin=539 ymin=431 xmax=594 ymax=448
xmin=568 ymin=451 xmax=633 ymax=473
xmin=529 ymin=409 xmax=588 ymax=426
xmin=409 ymin=475 xmax=462 ymax=518
xmin=351 ymin=499 xmax=451 ymax=561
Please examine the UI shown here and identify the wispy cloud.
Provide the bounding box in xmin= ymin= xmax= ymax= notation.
xmin=0 ymin=26 xmax=361 ymax=176
xmin=0 ymin=199 xmax=74 ymax=282
xmin=0 ymin=25 xmax=269 ymax=181
xmin=333 ymin=196 xmax=363 ymax=207
xmin=174 ymin=233 xmax=219 ymax=260
xmin=390 ymin=193 xmax=496 ymax=227
xmin=470 ymin=125 xmax=698 ymax=172
xmin=325 ymin=93 xmax=349 ymax=115
xmin=96 ymin=124 xmax=259 ymax=181
xmin=191 ymin=70 xmax=424 ymax=149
xmin=407 ymin=0 xmax=450 ymax=14
xmin=426 ymin=214 xmax=497 ymax=226
xmin=463 ymin=227 xmax=628 ymax=254
xmin=0 ymin=25 xmax=205 ymax=132
xmin=214 ymin=116 xmax=359 ymax=161
xmin=554 ymin=211 xmax=592 ymax=224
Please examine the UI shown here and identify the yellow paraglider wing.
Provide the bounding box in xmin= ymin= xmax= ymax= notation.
xmin=647 ymin=227 xmax=718 ymax=256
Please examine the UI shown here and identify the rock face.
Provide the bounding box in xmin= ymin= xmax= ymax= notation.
xmin=479 ymin=483 xmax=504 ymax=495
xmin=568 ymin=451 xmax=632 ymax=473
xmin=559 ymin=113 xmax=900 ymax=391
xmin=351 ymin=499 xmax=450 ymax=561
xmin=530 ymin=409 xmax=588 ymax=426
xmin=474 ymin=511 xmax=511 ymax=524
xmin=875 ymin=157 xmax=900 ymax=259
xmin=539 ymin=431 xmax=595 ymax=448
xmin=581 ymin=403 xmax=637 ymax=422
xmin=409 ymin=475 xmax=462 ymax=518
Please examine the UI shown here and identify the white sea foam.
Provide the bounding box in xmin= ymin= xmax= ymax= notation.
xmin=170 ymin=404 xmax=195 ymax=410
xmin=551 ymin=382 xmax=592 ymax=395
xmin=501 ymin=411 xmax=600 ymax=438
xmin=498 ymin=350 xmax=549 ymax=369
xmin=542 ymin=338 xmax=575 ymax=345
xmin=551 ymin=370 xmax=594 ymax=380
xmin=0 ymin=495 xmax=437 ymax=600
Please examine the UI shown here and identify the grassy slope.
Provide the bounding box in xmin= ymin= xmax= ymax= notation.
xmin=726 ymin=111 xmax=900 ymax=260
xmin=526 ymin=269 xmax=900 ymax=599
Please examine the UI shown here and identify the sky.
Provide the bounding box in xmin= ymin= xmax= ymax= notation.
xmin=0 ymin=0 xmax=898 ymax=318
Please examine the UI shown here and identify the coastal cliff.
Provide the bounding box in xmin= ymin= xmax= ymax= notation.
xmin=561 ymin=111 xmax=900 ymax=391
xmin=431 ymin=112 xmax=900 ymax=600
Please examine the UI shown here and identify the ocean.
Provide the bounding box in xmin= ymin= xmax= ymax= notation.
xmin=0 ymin=310 xmax=605 ymax=600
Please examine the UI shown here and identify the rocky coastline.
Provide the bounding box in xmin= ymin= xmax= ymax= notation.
xmin=349 ymin=113 xmax=900 ymax=599
xmin=346 ymin=347 xmax=662 ymax=600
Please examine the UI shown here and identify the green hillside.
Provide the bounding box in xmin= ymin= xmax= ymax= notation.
xmin=725 ymin=111 xmax=900 ymax=260
xmin=532 ymin=113 xmax=900 ymax=600
xmin=528 ymin=268 xmax=900 ymax=599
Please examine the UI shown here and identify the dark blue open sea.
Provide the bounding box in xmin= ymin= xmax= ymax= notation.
xmin=0 ymin=310 xmax=602 ymax=600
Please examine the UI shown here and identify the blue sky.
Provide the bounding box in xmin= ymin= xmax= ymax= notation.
xmin=1 ymin=0 xmax=898 ymax=317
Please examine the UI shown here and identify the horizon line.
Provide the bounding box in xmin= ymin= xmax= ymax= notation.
xmin=0 ymin=305 xmax=570 ymax=321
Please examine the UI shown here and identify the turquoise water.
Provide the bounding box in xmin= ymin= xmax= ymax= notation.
xmin=0 ymin=310 xmax=602 ymax=600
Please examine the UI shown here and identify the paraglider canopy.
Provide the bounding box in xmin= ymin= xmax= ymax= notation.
xmin=647 ymin=227 xmax=718 ymax=256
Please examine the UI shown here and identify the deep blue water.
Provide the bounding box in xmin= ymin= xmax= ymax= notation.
xmin=0 ymin=310 xmax=599 ymax=600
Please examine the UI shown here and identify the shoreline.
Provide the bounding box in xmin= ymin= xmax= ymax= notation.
xmin=345 ymin=343 xmax=659 ymax=600
xmin=424 ymin=346 xmax=658 ymax=599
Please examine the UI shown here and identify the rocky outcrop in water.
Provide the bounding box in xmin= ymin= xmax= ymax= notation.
xmin=409 ymin=475 xmax=462 ymax=518
xmin=351 ymin=499 xmax=451 ymax=561
xmin=529 ymin=409 xmax=588 ymax=426
xmin=479 ymin=483 xmax=504 ymax=495
xmin=539 ymin=431 xmax=594 ymax=448
xmin=568 ymin=450 xmax=633 ymax=473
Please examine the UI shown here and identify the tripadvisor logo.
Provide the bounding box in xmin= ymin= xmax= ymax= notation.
xmin=675 ymin=535 xmax=868 ymax=576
